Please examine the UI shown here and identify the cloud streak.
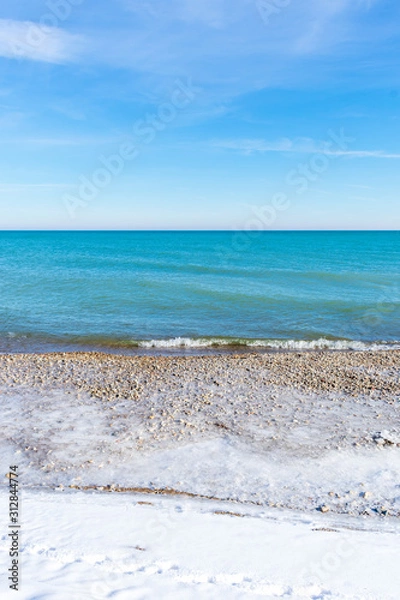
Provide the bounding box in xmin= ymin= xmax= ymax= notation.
xmin=0 ymin=19 xmax=84 ymax=63
xmin=0 ymin=136 xmax=118 ymax=147
xmin=211 ymin=137 xmax=400 ymax=158
xmin=0 ymin=183 xmax=75 ymax=192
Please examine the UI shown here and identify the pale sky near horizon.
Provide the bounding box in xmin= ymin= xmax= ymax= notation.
xmin=0 ymin=0 xmax=400 ymax=230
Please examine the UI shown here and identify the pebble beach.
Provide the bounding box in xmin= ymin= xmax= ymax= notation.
xmin=1 ymin=349 xmax=399 ymax=517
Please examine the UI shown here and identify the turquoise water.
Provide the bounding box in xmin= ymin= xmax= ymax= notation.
xmin=0 ymin=231 xmax=399 ymax=353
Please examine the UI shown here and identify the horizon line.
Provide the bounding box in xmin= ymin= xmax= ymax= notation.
xmin=0 ymin=229 xmax=399 ymax=233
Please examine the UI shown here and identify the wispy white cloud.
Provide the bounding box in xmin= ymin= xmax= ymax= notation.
xmin=0 ymin=135 xmax=118 ymax=146
xmin=175 ymin=0 xmax=227 ymax=28
xmin=346 ymin=183 xmax=374 ymax=189
xmin=121 ymin=0 xmax=230 ymax=27
xmin=290 ymin=0 xmax=381 ymax=55
xmin=212 ymin=137 xmax=400 ymax=158
xmin=0 ymin=183 xmax=75 ymax=191
xmin=99 ymin=0 xmax=400 ymax=104
xmin=0 ymin=110 xmax=27 ymax=128
xmin=0 ymin=19 xmax=84 ymax=63
xmin=211 ymin=137 xmax=298 ymax=155
xmin=327 ymin=149 xmax=400 ymax=158
xmin=49 ymin=103 xmax=86 ymax=121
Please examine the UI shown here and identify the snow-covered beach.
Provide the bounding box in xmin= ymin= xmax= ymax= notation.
xmin=1 ymin=487 xmax=400 ymax=600
xmin=1 ymin=350 xmax=399 ymax=598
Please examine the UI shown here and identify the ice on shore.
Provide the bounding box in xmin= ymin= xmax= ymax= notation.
xmin=1 ymin=385 xmax=400 ymax=516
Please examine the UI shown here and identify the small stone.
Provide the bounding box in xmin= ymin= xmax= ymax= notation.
xmin=360 ymin=491 xmax=371 ymax=499
xmin=318 ymin=505 xmax=330 ymax=513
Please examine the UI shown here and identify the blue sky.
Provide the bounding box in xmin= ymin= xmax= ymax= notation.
xmin=0 ymin=0 xmax=400 ymax=229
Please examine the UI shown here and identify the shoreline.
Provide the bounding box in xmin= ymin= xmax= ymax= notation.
xmin=1 ymin=336 xmax=399 ymax=357
xmin=1 ymin=345 xmax=400 ymax=361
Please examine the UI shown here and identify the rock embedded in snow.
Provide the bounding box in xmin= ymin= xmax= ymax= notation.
xmin=360 ymin=491 xmax=372 ymax=499
xmin=373 ymin=431 xmax=400 ymax=446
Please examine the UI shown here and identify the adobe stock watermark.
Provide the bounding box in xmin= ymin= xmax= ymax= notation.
xmin=223 ymin=193 xmax=291 ymax=255
xmin=10 ymin=0 xmax=84 ymax=58
xmin=256 ymin=0 xmax=291 ymax=25
xmin=63 ymin=78 xmax=200 ymax=219
xmin=286 ymin=129 xmax=355 ymax=194
xmin=217 ymin=128 xmax=355 ymax=258
xmin=300 ymin=531 xmax=357 ymax=588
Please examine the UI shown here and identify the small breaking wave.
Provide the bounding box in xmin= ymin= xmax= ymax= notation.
xmin=138 ymin=337 xmax=400 ymax=351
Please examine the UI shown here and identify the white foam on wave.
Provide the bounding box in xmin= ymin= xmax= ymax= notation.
xmin=249 ymin=338 xmax=398 ymax=351
xmin=138 ymin=337 xmax=399 ymax=351
xmin=139 ymin=337 xmax=228 ymax=349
